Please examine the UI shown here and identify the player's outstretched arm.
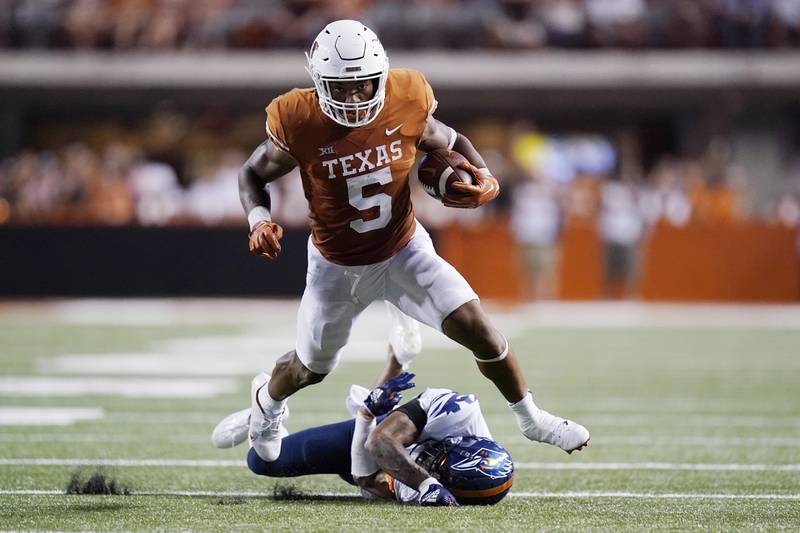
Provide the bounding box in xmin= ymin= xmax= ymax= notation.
xmin=238 ymin=140 xmax=297 ymax=260
xmin=418 ymin=117 xmax=500 ymax=209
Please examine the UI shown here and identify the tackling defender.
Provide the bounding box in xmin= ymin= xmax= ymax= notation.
xmin=213 ymin=373 xmax=514 ymax=507
xmin=239 ymin=19 xmax=590 ymax=463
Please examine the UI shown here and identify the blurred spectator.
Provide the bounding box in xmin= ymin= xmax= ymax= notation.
xmin=769 ymin=0 xmax=800 ymax=47
xmin=62 ymin=0 xmax=109 ymax=49
xmin=536 ymin=0 xmax=587 ymax=48
xmin=181 ymin=148 xmax=246 ymax=225
xmin=598 ymin=179 xmax=645 ymax=298
xmin=129 ymin=160 xmax=182 ymax=225
xmin=585 ymin=0 xmax=647 ymax=48
xmin=773 ymin=191 xmax=800 ymax=228
xmin=644 ymin=157 xmax=693 ymax=227
xmin=510 ymin=177 xmax=562 ymax=300
xmin=719 ymin=0 xmax=771 ymax=48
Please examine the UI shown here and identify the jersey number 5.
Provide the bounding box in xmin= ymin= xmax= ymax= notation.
xmin=346 ymin=167 xmax=392 ymax=233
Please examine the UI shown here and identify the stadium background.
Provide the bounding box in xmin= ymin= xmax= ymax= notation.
xmin=1 ymin=0 xmax=799 ymax=301
xmin=1 ymin=2 xmax=799 ymax=531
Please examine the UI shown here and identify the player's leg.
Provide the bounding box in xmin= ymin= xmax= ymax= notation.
xmin=385 ymin=222 xmax=589 ymax=453
xmin=250 ymin=241 xmax=363 ymax=462
xmin=266 ymin=350 xmax=327 ymax=401
xmin=247 ymin=418 xmax=357 ymax=484
xmin=374 ymin=302 xmax=422 ymax=385
xmin=374 ymin=345 xmax=404 ymax=386
xmin=439 ymin=300 xmax=525 ymax=402
xmin=439 ymin=300 xmax=587 ymax=452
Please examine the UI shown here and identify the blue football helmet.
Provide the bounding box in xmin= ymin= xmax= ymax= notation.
xmin=415 ymin=436 xmax=514 ymax=505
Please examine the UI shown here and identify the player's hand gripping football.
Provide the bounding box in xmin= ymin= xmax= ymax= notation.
xmin=248 ymin=221 xmax=284 ymax=260
xmin=363 ymin=372 xmax=416 ymax=418
xmin=443 ymin=162 xmax=500 ymax=209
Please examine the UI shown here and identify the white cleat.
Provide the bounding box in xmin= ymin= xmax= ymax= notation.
xmin=248 ymin=372 xmax=288 ymax=462
xmin=212 ymin=407 xmax=251 ymax=449
xmin=386 ymin=302 xmax=422 ymax=368
xmin=212 ymin=407 xmax=289 ymax=449
xmin=521 ymin=411 xmax=591 ymax=454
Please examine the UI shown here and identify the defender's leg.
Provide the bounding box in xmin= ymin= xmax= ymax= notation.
xmin=374 ymin=302 xmax=422 ymax=386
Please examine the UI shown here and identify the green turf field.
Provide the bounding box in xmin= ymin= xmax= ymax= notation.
xmin=0 ymin=301 xmax=798 ymax=531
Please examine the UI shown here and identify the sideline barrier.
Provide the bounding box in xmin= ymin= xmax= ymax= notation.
xmin=0 ymin=226 xmax=309 ymax=297
xmin=641 ymin=222 xmax=799 ymax=302
xmin=439 ymin=219 xmax=800 ymax=303
xmin=1 ymin=223 xmax=797 ymax=301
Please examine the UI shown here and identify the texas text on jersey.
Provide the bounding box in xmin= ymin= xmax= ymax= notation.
xmin=266 ymin=69 xmax=437 ymax=266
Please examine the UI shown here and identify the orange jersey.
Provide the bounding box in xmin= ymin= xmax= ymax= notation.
xmin=266 ymin=68 xmax=437 ymax=266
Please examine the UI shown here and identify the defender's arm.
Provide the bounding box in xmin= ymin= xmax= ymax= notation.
xmin=354 ymin=407 xmax=458 ymax=506
xmin=363 ymin=409 xmax=429 ymax=486
xmin=238 ymin=140 xmax=297 ymax=260
xmin=352 ymin=408 xmax=425 ymax=500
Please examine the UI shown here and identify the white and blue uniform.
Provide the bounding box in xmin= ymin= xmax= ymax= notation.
xmin=247 ymin=387 xmax=492 ymax=502
xmin=388 ymin=388 xmax=492 ymax=502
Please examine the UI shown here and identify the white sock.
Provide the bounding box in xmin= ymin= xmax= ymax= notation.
xmin=509 ymin=391 xmax=556 ymax=433
xmin=258 ymin=387 xmax=285 ymax=416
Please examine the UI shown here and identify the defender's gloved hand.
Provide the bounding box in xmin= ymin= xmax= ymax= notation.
xmin=418 ymin=482 xmax=460 ymax=507
xmin=248 ymin=221 xmax=284 ymax=260
xmin=363 ymin=372 xmax=416 ymax=417
xmin=443 ymin=163 xmax=500 ymax=209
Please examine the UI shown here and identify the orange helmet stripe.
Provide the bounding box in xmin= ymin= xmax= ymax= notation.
xmin=448 ymin=476 xmax=514 ymax=499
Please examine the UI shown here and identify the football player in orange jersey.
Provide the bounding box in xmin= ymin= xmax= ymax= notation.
xmin=238 ymin=20 xmax=590 ymax=467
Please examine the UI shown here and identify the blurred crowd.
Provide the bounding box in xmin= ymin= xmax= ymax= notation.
xmin=2 ymin=110 xmax=798 ymax=228
xmin=1 ymin=0 xmax=799 ymax=51
xmin=2 ymin=109 xmax=799 ymax=299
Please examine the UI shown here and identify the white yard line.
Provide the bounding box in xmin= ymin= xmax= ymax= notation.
xmin=509 ymin=491 xmax=800 ymax=500
xmin=0 ymin=377 xmax=237 ymax=399
xmin=493 ymin=414 xmax=800 ymax=428
xmin=515 ymin=462 xmax=800 ymax=471
xmin=1 ymin=459 xmax=798 ymax=472
xmin=0 ymin=459 xmax=244 ymax=467
xmin=6 ymin=299 xmax=800 ymax=329
xmin=2 ymin=433 xmax=796 ymax=447
xmin=0 ymin=489 xmax=798 ymax=500
xmin=502 ymin=435 xmax=800 ymax=447
xmin=0 ymin=408 xmax=104 ymax=426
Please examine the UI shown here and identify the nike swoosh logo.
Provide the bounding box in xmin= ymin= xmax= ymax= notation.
xmin=385 ymin=123 xmax=403 ymax=136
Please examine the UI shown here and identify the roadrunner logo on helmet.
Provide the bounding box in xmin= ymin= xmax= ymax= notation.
xmin=305 ymin=20 xmax=389 ymax=128
xmin=415 ymin=436 xmax=515 ymax=505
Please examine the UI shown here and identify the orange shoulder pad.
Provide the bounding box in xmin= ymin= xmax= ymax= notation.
xmin=386 ymin=68 xmax=437 ymax=139
xmin=265 ymin=88 xmax=316 ymax=154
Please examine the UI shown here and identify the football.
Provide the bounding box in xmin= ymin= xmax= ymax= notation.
xmin=417 ymin=149 xmax=473 ymax=200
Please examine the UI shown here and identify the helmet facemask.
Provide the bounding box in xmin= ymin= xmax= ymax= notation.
xmin=308 ymin=67 xmax=388 ymax=128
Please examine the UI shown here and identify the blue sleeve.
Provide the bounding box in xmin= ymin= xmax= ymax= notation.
xmin=247 ymin=419 xmax=356 ymax=485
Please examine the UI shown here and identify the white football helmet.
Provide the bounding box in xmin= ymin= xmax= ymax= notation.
xmin=305 ymin=20 xmax=389 ymax=128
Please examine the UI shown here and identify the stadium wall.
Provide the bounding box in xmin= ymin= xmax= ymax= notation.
xmin=441 ymin=220 xmax=800 ymax=303
xmin=0 ymin=227 xmax=309 ymax=297
xmin=1 ymin=224 xmax=796 ymax=302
